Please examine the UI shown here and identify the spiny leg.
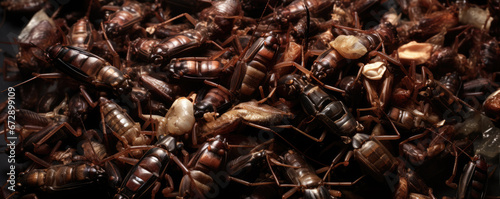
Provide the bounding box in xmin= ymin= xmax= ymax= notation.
xmin=100 ymin=22 xmax=121 ymax=69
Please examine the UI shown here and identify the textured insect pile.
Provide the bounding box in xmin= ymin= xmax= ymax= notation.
xmin=0 ymin=0 xmax=499 ymax=198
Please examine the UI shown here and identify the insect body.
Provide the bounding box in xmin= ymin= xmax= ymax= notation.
xmin=179 ymin=135 xmax=228 ymax=199
xmin=277 ymin=74 xmax=360 ymax=141
xmin=17 ymin=163 xmax=105 ymax=192
xmin=231 ymin=35 xmax=280 ymax=98
xmin=47 ymin=45 xmax=131 ymax=93
xmin=114 ymin=136 xmax=186 ymax=199
xmin=457 ymin=155 xmax=489 ymax=199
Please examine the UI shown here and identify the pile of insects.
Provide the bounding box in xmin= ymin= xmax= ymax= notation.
xmin=0 ymin=0 xmax=499 ymax=198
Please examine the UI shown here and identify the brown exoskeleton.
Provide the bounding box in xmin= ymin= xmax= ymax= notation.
xmin=274 ymin=74 xmax=360 ymax=143
xmin=14 ymin=10 xmax=60 ymax=78
xmin=262 ymin=0 xmax=334 ymax=25
xmin=80 ymin=86 xmax=152 ymax=158
xmin=13 ymin=99 xmax=83 ymax=156
xmin=32 ymin=44 xmax=132 ymax=94
xmin=178 ymin=136 xmax=275 ymax=198
xmin=110 ymin=135 xmax=198 ymax=199
xmin=354 ymin=55 xmax=407 ymax=139
xmin=22 ymin=127 xmax=123 ymax=190
xmin=194 ymin=86 xmax=233 ymax=119
xmin=386 ymin=102 xmax=440 ymax=132
xmin=129 ymin=38 xmax=161 ymax=62
xmin=138 ymin=74 xmax=182 ymax=105
xmin=456 ymin=155 xmax=490 ymax=199
xmin=399 ymin=125 xmax=475 ymax=189
xmin=269 ymin=149 xmax=364 ymax=199
xmin=102 ymin=0 xmax=151 ymax=38
xmin=16 ymin=162 xmax=106 ymax=193
xmin=148 ymin=0 xmax=241 ymax=65
xmin=230 ymin=34 xmax=281 ymax=99
xmin=66 ymin=0 xmax=98 ymax=51
xmin=178 ymin=135 xmax=230 ymax=199
xmin=393 ymin=160 xmax=438 ymax=199
xmin=164 ymin=57 xmax=229 ymax=81
xmin=318 ymin=132 xmax=436 ymax=199
xmin=330 ymin=22 xmax=399 ymax=60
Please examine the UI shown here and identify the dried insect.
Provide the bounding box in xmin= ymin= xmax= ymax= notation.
xmin=102 ymin=0 xmax=150 ymax=37
xmin=194 ymin=87 xmax=232 ymax=119
xmin=178 ymin=135 xmax=229 ymax=199
xmin=199 ymin=100 xmax=293 ymax=137
xmin=80 ymin=87 xmax=151 ymax=158
xmin=111 ymin=135 xmax=193 ymax=199
xmin=45 ymin=45 xmax=131 ymax=93
xmin=66 ymin=0 xmax=97 ymax=51
xmin=269 ymin=149 xmax=363 ymax=199
xmin=230 ymin=34 xmax=280 ymax=98
xmin=456 ymin=155 xmax=489 ymax=199
xmin=276 ymin=74 xmax=361 ymax=142
xmin=17 ymin=162 xmax=106 ymax=193
xmin=263 ymin=0 xmax=334 ymax=25
xmin=148 ymin=0 xmax=241 ymax=64
xmin=164 ymin=57 xmax=226 ymax=81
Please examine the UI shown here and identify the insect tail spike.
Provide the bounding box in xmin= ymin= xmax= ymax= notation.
xmin=227 ymin=144 xmax=255 ymax=149
xmin=50 ymin=4 xmax=63 ymax=19
xmin=354 ymin=10 xmax=360 ymax=29
xmin=1 ymin=75 xmax=40 ymax=92
xmin=25 ymin=152 xmax=51 ymax=168
xmin=85 ymin=0 xmax=93 ymax=18
xmin=203 ymin=80 xmax=234 ymax=99
xmin=259 ymin=86 xmax=266 ymax=100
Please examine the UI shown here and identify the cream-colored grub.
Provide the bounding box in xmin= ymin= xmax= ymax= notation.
xmin=397 ymin=41 xmax=433 ymax=65
xmin=165 ymin=97 xmax=195 ymax=136
xmin=459 ymin=6 xmax=493 ymax=30
xmin=362 ymin=62 xmax=386 ymax=80
xmin=330 ymin=35 xmax=368 ymax=59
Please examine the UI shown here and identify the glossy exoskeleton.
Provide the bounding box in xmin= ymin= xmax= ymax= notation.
xmin=47 ymin=45 xmax=131 ymax=93
xmin=103 ymin=0 xmax=150 ymax=37
xmin=457 ymin=155 xmax=489 ymax=199
xmin=276 ymin=74 xmax=360 ymax=141
xmin=231 ymin=35 xmax=280 ymax=98
xmin=17 ymin=162 xmax=106 ymax=193
xmin=165 ymin=58 xmax=224 ymax=81
xmin=194 ymin=87 xmax=232 ymax=118
xmin=178 ymin=135 xmax=229 ymax=199
xmin=113 ymin=135 xmax=187 ymax=199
